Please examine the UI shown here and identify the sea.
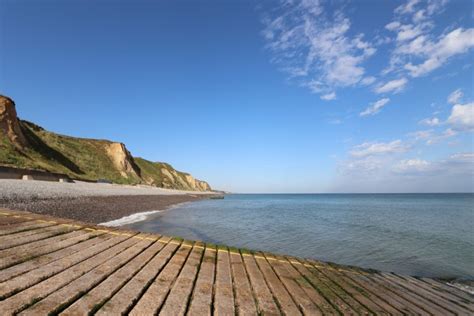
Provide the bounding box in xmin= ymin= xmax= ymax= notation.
xmin=123 ymin=193 xmax=474 ymax=282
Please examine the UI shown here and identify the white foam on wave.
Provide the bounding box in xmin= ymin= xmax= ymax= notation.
xmin=99 ymin=210 xmax=162 ymax=227
xmin=448 ymin=281 xmax=474 ymax=295
xmin=98 ymin=201 xmax=193 ymax=227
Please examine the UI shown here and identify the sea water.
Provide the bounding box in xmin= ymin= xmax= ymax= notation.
xmin=125 ymin=193 xmax=474 ymax=281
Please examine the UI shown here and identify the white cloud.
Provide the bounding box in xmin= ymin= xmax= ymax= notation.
xmin=374 ymin=78 xmax=408 ymax=94
xmin=410 ymin=129 xmax=433 ymax=140
xmin=385 ymin=21 xmax=401 ymax=31
xmin=396 ymin=23 xmax=428 ymax=42
xmin=447 ymin=88 xmax=463 ymax=105
xmin=413 ymin=91 xmax=473 ymax=143
xmin=395 ymin=0 xmax=421 ymax=15
xmin=334 ymin=151 xmax=474 ymax=192
xmin=426 ymin=128 xmax=457 ymax=144
xmin=393 ymin=158 xmax=431 ymax=173
xmin=350 ymin=140 xmax=408 ymax=157
xmin=395 ymin=35 xmax=429 ymax=55
xmin=262 ymin=1 xmax=375 ymax=97
xmin=299 ymin=0 xmax=323 ymax=16
xmin=411 ymin=0 xmax=448 ymax=24
xmin=408 ymin=152 xmax=474 ymax=174
xmin=409 ymin=128 xmax=457 ymax=145
xmin=404 ymin=28 xmax=474 ymax=77
xmin=360 ymin=98 xmax=390 ymax=116
xmin=392 ymin=151 xmax=473 ymax=176
xmin=384 ymin=1 xmax=472 ymax=79
xmin=360 ymin=76 xmax=376 ymax=86
xmin=262 ymin=0 xmax=471 ymax=104
xmin=341 ymin=156 xmax=385 ymax=175
xmin=447 ymin=102 xmax=474 ymax=131
xmin=413 ymin=10 xmax=427 ymax=23
xmin=395 ymin=0 xmax=448 ymax=18
xmin=321 ymin=92 xmax=336 ymax=101
xmin=419 ymin=117 xmax=440 ymax=126
xmin=413 ymin=0 xmax=449 ymax=22
xmin=449 ymin=152 xmax=474 ymax=163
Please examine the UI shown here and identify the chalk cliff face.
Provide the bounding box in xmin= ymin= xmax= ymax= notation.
xmin=0 ymin=96 xmax=28 ymax=148
xmin=105 ymin=142 xmax=141 ymax=179
xmin=133 ymin=158 xmax=211 ymax=191
xmin=185 ymin=174 xmax=211 ymax=191
xmin=0 ymin=95 xmax=212 ymax=191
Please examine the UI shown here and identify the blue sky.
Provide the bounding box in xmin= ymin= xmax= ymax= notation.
xmin=1 ymin=0 xmax=473 ymax=193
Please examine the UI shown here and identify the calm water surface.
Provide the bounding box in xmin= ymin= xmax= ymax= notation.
xmin=125 ymin=194 xmax=474 ymax=280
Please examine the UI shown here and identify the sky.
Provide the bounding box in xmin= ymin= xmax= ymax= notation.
xmin=0 ymin=0 xmax=473 ymax=193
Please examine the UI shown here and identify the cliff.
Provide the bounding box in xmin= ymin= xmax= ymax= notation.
xmin=0 ymin=95 xmax=212 ymax=191
xmin=0 ymin=96 xmax=28 ymax=148
xmin=134 ymin=158 xmax=211 ymax=191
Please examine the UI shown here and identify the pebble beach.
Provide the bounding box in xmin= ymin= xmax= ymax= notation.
xmin=0 ymin=180 xmax=216 ymax=223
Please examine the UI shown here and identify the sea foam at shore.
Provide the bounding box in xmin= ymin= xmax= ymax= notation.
xmin=99 ymin=210 xmax=163 ymax=226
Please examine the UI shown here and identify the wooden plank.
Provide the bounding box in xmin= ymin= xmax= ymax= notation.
xmin=0 ymin=233 xmax=113 ymax=295
xmin=306 ymin=260 xmax=394 ymax=315
xmin=286 ymin=259 xmax=339 ymax=315
xmin=0 ymin=228 xmax=86 ymax=259
xmin=264 ymin=254 xmax=321 ymax=315
xmin=0 ymin=223 xmax=58 ymax=241
xmin=159 ymin=243 xmax=205 ymax=316
xmin=401 ymin=275 xmax=474 ymax=311
xmin=60 ymin=236 xmax=165 ymax=315
xmin=254 ymin=252 xmax=301 ymax=315
xmin=294 ymin=259 xmax=357 ymax=315
xmin=128 ymin=241 xmax=191 ymax=315
xmin=0 ymin=230 xmax=91 ymax=270
xmin=0 ymin=235 xmax=139 ymax=315
xmin=240 ymin=252 xmax=280 ymax=315
xmin=306 ymin=261 xmax=373 ymax=315
xmin=19 ymin=238 xmax=154 ymax=315
xmin=0 ymin=225 xmax=73 ymax=250
xmin=0 ymin=232 xmax=107 ymax=283
xmin=0 ymin=221 xmax=54 ymax=236
xmin=0 ymin=216 xmax=33 ymax=226
xmin=214 ymin=247 xmax=235 ymax=315
xmin=383 ymin=273 xmax=471 ymax=315
xmin=371 ymin=274 xmax=455 ymax=315
xmin=0 ymin=234 xmax=129 ymax=300
xmin=0 ymin=228 xmax=85 ymax=258
xmin=345 ymin=272 xmax=429 ymax=316
xmin=230 ymin=250 xmax=258 ymax=316
xmin=187 ymin=245 xmax=217 ymax=316
xmin=317 ymin=266 xmax=401 ymax=315
xmin=94 ymin=237 xmax=180 ymax=315
xmin=421 ymin=278 xmax=474 ymax=302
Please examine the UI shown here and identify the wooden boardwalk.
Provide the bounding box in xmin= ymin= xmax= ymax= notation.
xmin=0 ymin=209 xmax=472 ymax=315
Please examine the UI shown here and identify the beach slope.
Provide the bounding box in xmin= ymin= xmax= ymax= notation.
xmin=0 ymin=179 xmax=216 ymax=223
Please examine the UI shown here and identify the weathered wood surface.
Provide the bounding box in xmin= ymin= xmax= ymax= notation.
xmin=0 ymin=209 xmax=472 ymax=315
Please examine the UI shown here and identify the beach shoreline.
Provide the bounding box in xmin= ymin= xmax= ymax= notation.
xmin=0 ymin=179 xmax=218 ymax=223
xmin=98 ymin=201 xmax=193 ymax=227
